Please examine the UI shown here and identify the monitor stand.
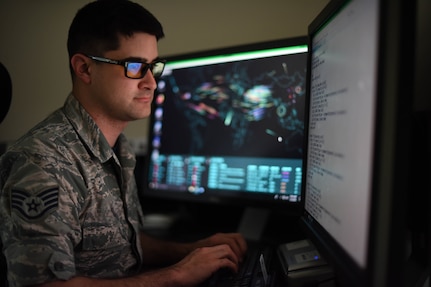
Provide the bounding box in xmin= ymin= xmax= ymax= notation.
xmin=237 ymin=207 xmax=270 ymax=241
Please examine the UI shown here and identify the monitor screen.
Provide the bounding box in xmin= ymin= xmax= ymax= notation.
xmin=301 ymin=0 xmax=428 ymax=286
xmin=305 ymin=0 xmax=379 ymax=268
xmin=140 ymin=37 xmax=308 ymax=238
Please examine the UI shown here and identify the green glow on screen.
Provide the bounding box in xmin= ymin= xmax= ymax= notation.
xmin=164 ymin=45 xmax=308 ymax=70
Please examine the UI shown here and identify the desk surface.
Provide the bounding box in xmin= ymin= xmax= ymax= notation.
xmin=141 ymin=204 xmax=337 ymax=287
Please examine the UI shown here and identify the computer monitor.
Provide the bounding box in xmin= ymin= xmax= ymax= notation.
xmin=140 ymin=37 xmax=308 ymax=240
xmin=301 ymin=0 xmax=429 ymax=286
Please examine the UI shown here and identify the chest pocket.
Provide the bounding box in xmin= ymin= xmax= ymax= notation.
xmin=76 ymin=192 xmax=136 ymax=277
xmin=80 ymin=187 xmax=131 ymax=249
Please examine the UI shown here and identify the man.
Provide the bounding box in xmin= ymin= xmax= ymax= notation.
xmin=0 ymin=0 xmax=247 ymax=286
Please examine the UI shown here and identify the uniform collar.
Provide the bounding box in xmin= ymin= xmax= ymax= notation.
xmin=61 ymin=94 xmax=132 ymax=164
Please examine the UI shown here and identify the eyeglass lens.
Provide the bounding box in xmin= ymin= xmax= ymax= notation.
xmin=126 ymin=62 xmax=164 ymax=79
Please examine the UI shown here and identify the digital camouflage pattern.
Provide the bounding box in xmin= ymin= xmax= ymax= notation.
xmin=0 ymin=94 xmax=144 ymax=286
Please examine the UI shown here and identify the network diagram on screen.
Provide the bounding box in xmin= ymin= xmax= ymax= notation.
xmin=158 ymin=56 xmax=305 ymax=156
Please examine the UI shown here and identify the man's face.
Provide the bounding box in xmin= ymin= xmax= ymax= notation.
xmin=86 ymin=32 xmax=160 ymax=124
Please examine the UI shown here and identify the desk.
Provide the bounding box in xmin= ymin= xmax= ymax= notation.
xmin=141 ymin=203 xmax=336 ymax=287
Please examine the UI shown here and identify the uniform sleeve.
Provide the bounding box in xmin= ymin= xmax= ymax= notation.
xmin=0 ymin=152 xmax=80 ymax=286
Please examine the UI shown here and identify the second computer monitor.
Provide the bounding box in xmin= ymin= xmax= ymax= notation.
xmin=141 ymin=37 xmax=308 ymax=230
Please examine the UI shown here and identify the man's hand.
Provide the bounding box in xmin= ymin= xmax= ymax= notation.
xmin=192 ymin=232 xmax=248 ymax=263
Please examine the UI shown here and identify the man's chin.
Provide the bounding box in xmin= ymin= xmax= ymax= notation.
xmin=131 ymin=112 xmax=151 ymax=121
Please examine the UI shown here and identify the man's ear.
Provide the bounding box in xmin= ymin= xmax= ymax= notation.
xmin=71 ymin=54 xmax=92 ymax=84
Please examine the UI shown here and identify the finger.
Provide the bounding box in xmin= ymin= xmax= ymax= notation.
xmin=222 ymin=233 xmax=248 ymax=259
xmin=221 ymin=256 xmax=240 ymax=273
xmin=233 ymin=233 xmax=248 ymax=254
xmin=211 ymin=244 xmax=240 ymax=265
xmin=216 ymin=246 xmax=241 ymax=273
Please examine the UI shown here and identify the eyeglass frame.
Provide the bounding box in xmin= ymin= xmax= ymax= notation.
xmin=85 ymin=54 xmax=166 ymax=79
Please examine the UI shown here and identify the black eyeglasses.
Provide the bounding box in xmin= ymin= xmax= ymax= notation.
xmin=85 ymin=54 xmax=166 ymax=79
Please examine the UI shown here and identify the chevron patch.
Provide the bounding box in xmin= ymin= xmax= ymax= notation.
xmin=11 ymin=187 xmax=59 ymax=221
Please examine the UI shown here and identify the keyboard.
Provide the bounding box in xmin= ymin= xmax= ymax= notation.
xmin=200 ymin=243 xmax=276 ymax=287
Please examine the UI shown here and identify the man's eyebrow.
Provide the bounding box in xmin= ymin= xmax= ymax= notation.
xmin=122 ymin=56 xmax=162 ymax=63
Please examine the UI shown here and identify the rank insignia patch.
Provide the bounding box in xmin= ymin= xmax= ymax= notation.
xmin=11 ymin=187 xmax=59 ymax=220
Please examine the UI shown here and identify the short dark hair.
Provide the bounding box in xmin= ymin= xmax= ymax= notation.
xmin=67 ymin=0 xmax=164 ymax=77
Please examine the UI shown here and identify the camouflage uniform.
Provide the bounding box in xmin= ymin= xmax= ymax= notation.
xmin=0 ymin=94 xmax=145 ymax=286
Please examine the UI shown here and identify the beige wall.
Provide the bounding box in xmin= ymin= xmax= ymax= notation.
xmin=0 ymin=0 xmax=329 ymax=143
